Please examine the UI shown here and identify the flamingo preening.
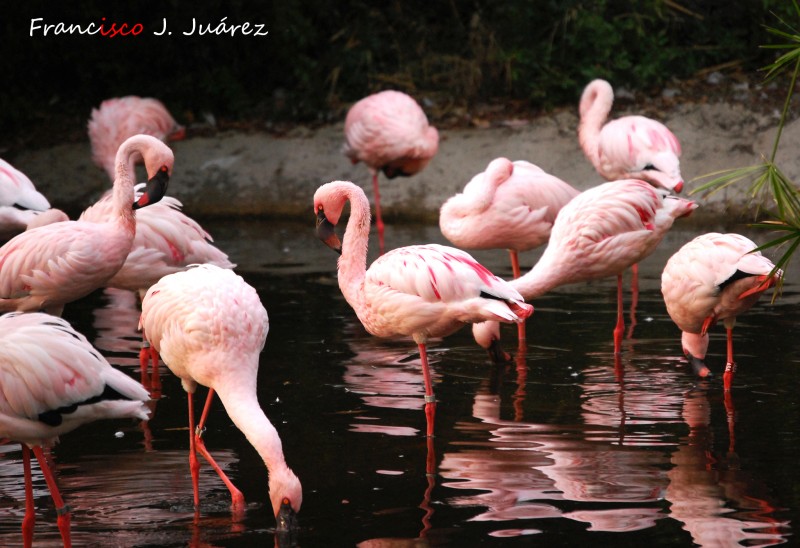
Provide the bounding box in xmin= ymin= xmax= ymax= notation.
xmin=0 ymin=158 xmax=53 ymax=241
xmin=439 ymin=157 xmax=579 ymax=342
xmin=472 ymin=179 xmax=696 ymax=356
xmin=139 ymin=264 xmax=302 ymax=530
xmin=314 ymin=181 xmax=532 ymax=437
xmin=0 ymin=312 xmax=150 ymax=548
xmin=343 ymin=90 xmax=439 ymax=254
xmin=661 ymin=232 xmax=781 ymax=390
xmin=0 ymin=135 xmax=172 ymax=316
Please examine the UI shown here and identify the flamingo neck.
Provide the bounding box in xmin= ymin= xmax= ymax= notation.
xmin=337 ymin=186 xmax=372 ymax=312
xmin=111 ymin=142 xmax=140 ymax=235
xmin=578 ymin=80 xmax=613 ymax=171
xmin=509 ymin=258 xmax=561 ymax=300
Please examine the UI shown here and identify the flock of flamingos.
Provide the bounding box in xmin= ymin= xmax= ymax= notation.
xmin=0 ymin=80 xmax=783 ymax=546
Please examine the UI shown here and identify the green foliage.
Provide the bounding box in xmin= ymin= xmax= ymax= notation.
xmin=0 ymin=0 xmax=796 ymax=144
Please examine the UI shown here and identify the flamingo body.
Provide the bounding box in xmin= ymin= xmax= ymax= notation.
xmin=343 ymin=90 xmax=439 ymax=252
xmin=579 ymin=79 xmax=684 ymax=193
xmin=88 ymin=96 xmax=185 ymax=180
xmin=661 ymin=232 xmax=781 ymax=385
xmin=0 ymin=135 xmax=173 ymax=316
xmin=440 ymin=157 xmax=579 ymax=253
xmin=472 ymin=179 xmax=696 ymax=350
xmin=140 ymin=264 xmax=302 ymax=525
xmin=0 ymin=311 xmax=150 ymax=547
xmin=314 ymin=181 xmax=531 ymax=434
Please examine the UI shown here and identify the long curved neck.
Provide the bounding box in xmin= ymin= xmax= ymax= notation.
xmin=509 ymin=255 xmax=563 ymax=300
xmin=337 ymin=186 xmax=372 ymax=312
xmin=578 ymin=80 xmax=613 ymax=169
xmin=111 ymin=140 xmax=141 ymax=235
xmin=216 ymin=372 xmax=291 ymax=477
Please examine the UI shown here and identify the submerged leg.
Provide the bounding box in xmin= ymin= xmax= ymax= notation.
xmin=372 ymin=172 xmax=385 ymax=255
xmin=418 ymin=344 xmax=436 ymax=438
xmin=31 ymin=447 xmax=71 ymax=548
xmin=21 ymin=445 xmax=35 ymax=548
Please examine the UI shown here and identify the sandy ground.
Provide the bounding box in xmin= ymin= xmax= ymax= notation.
xmin=9 ymin=99 xmax=800 ymax=225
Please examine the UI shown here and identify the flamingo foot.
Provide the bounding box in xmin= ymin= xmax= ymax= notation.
xmin=723 ymin=362 xmax=736 ymax=391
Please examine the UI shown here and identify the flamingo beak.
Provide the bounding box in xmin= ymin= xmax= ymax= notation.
xmin=133 ymin=166 xmax=170 ymax=209
xmin=276 ymin=497 xmax=299 ymax=533
xmin=316 ymin=210 xmax=342 ymax=254
xmin=486 ymin=338 xmax=512 ymax=365
xmin=685 ymin=351 xmax=711 ymax=378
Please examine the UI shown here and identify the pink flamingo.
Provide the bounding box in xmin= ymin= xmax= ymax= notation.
xmin=0 ymin=135 xmax=173 ymax=316
xmin=0 ymin=311 xmax=150 ymax=548
xmin=472 ymin=179 xmax=696 ymax=355
xmin=314 ymin=181 xmax=532 ymax=436
xmin=139 ymin=264 xmax=302 ymax=529
xmin=343 ymin=90 xmax=439 ymax=253
xmin=661 ymin=232 xmax=781 ymax=390
xmin=0 ymin=159 xmax=53 ymax=240
xmin=88 ymin=96 xmax=185 ymax=181
xmin=439 ymin=157 xmax=579 ymax=342
xmin=578 ymin=79 xmax=684 ymax=193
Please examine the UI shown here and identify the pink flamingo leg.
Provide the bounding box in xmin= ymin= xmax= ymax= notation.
xmin=187 ymin=393 xmax=202 ymax=509
xmin=723 ymin=327 xmax=736 ymax=391
xmin=418 ymin=344 xmax=436 ymax=437
xmin=613 ymin=274 xmax=625 ymax=353
xmin=194 ymin=389 xmax=246 ymax=513
xmin=372 ymin=172 xmax=385 ymax=255
xmin=508 ymin=250 xmax=527 ymax=343
xmin=627 ymin=263 xmax=639 ymax=338
xmin=31 ymin=447 xmax=71 ymax=548
xmin=21 ymin=445 xmax=35 ymax=548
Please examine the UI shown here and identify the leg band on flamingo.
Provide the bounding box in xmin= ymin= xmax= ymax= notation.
xmin=424 ymin=395 xmax=436 ymax=404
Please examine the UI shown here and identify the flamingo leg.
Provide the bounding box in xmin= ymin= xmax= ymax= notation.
xmin=419 ymin=434 xmax=436 ymax=538
xmin=723 ymin=326 xmax=736 ymax=391
xmin=372 ymin=172 xmax=385 ymax=255
xmin=31 ymin=447 xmax=71 ymax=548
xmin=194 ymin=389 xmax=246 ymax=513
xmin=187 ymin=392 xmax=202 ymax=509
xmin=613 ymin=274 xmax=625 ymax=353
xmin=627 ymin=263 xmax=639 ymax=339
xmin=418 ymin=344 xmax=436 ymax=437
xmin=21 ymin=445 xmax=34 ymax=548
xmin=508 ymin=250 xmax=527 ymax=343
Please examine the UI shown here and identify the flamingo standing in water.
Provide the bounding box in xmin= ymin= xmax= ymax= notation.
xmin=0 ymin=159 xmax=53 ymax=241
xmin=314 ymin=181 xmax=532 ymax=436
xmin=88 ymin=96 xmax=185 ymax=181
xmin=661 ymin=232 xmax=781 ymax=390
xmin=472 ymin=179 xmax=696 ymax=356
xmin=0 ymin=312 xmax=150 ymax=548
xmin=343 ymin=90 xmax=440 ymax=253
xmin=439 ymin=157 xmax=579 ymax=342
xmin=87 ymin=98 xmax=233 ymax=383
xmin=139 ymin=264 xmax=302 ymax=530
xmin=0 ymin=135 xmax=172 ymax=316
xmin=578 ymin=79 xmax=684 ymax=193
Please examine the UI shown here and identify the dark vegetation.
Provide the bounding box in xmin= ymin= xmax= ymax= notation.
xmin=0 ymin=1 xmax=794 ymax=154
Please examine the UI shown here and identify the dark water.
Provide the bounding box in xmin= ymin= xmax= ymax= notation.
xmin=0 ymin=220 xmax=797 ymax=547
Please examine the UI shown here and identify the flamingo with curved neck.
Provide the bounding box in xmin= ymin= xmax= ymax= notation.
xmin=140 ymin=264 xmax=302 ymax=529
xmin=579 ymin=79 xmax=684 ymax=193
xmin=314 ymin=180 xmax=532 ymax=435
xmin=0 ymin=134 xmax=172 ymax=316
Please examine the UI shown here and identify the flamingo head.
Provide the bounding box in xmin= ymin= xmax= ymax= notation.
xmin=133 ymin=165 xmax=170 ymax=209
xmin=270 ymin=467 xmax=303 ymax=532
xmin=316 ymin=208 xmax=342 ymax=254
xmin=681 ymin=331 xmax=711 ymax=378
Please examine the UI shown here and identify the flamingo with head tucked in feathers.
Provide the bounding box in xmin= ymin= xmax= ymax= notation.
xmin=88 ymin=96 xmax=185 ymax=181
xmin=578 ymin=79 xmax=684 ymax=193
xmin=0 ymin=135 xmax=172 ymax=316
xmin=314 ymin=181 xmax=532 ymax=436
xmin=661 ymin=232 xmax=781 ymax=390
xmin=439 ymin=157 xmax=579 ymax=342
xmin=472 ymin=179 xmax=696 ymax=357
xmin=343 ymin=90 xmax=439 ymax=254
xmin=0 ymin=311 xmax=150 ymax=548
xmin=139 ymin=264 xmax=302 ymax=531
